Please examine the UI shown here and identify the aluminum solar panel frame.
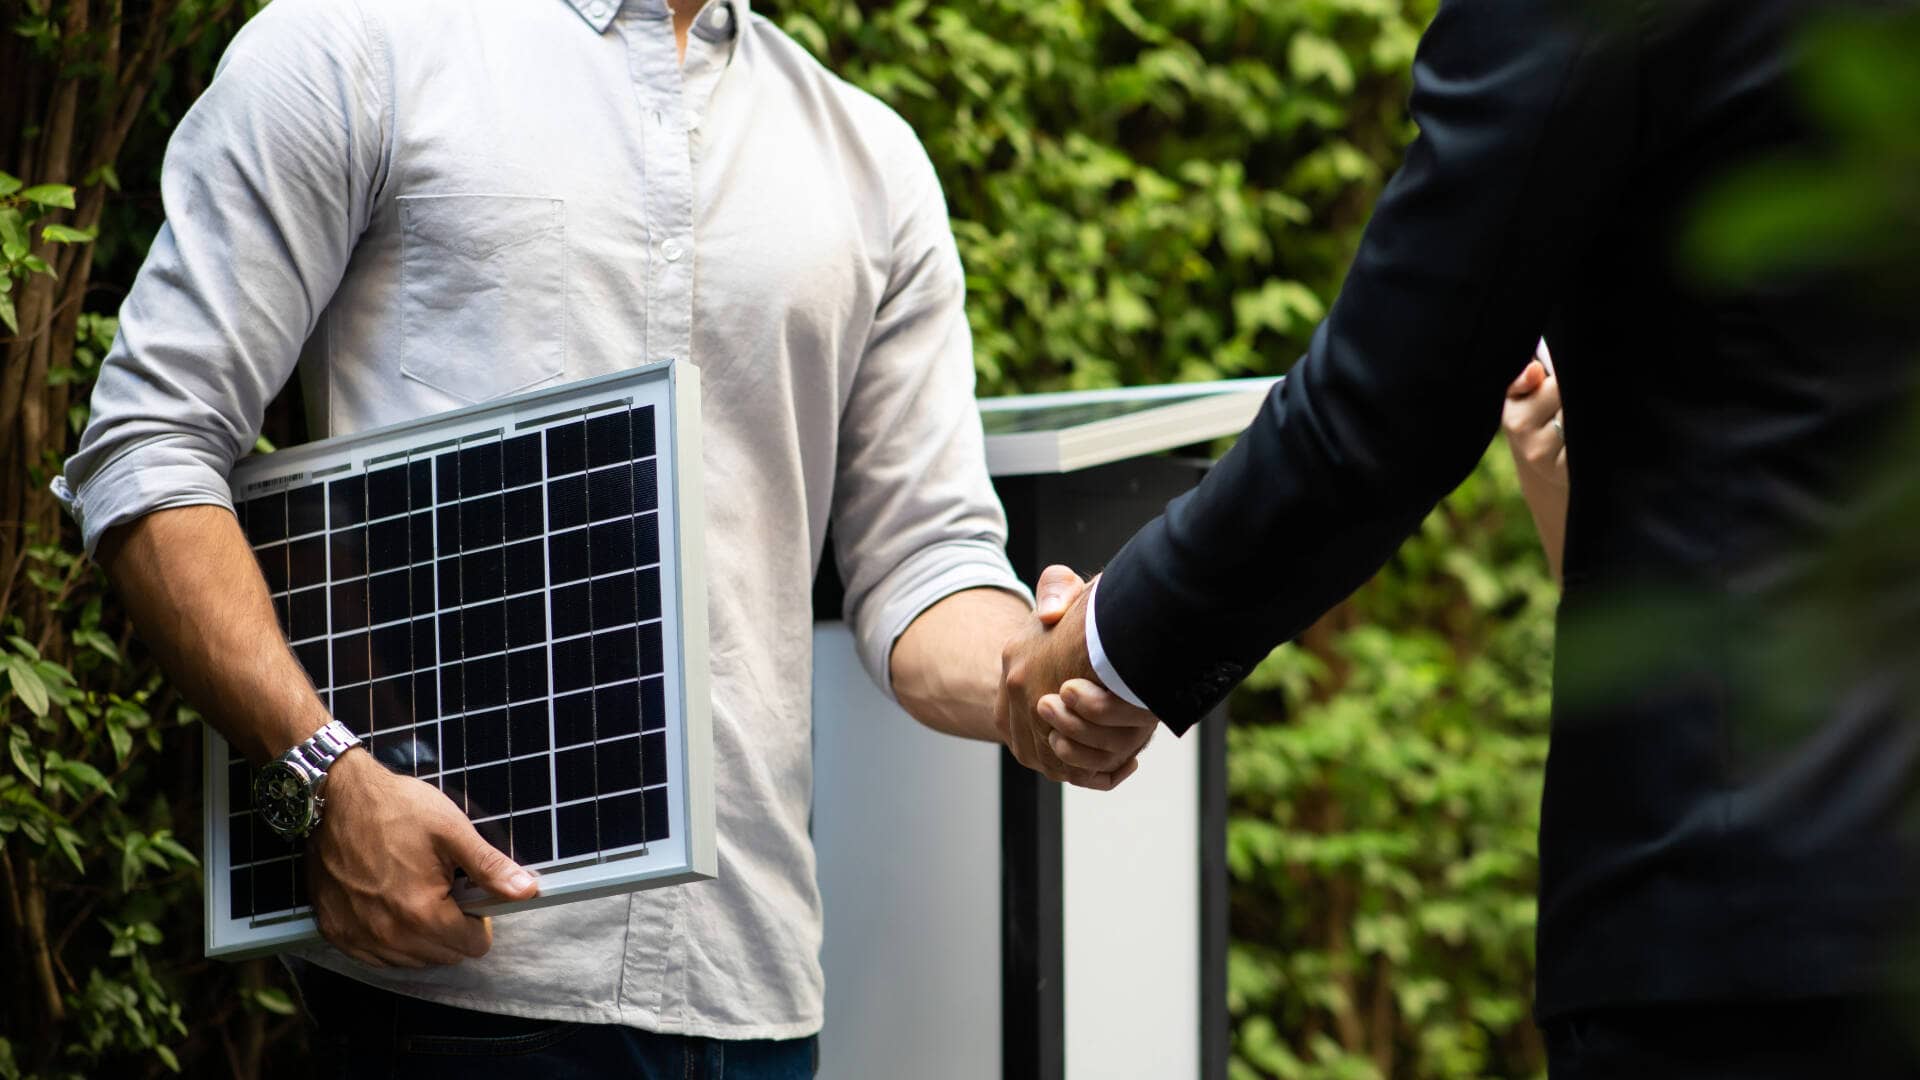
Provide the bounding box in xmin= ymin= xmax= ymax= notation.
xmin=203 ymin=359 xmax=714 ymax=959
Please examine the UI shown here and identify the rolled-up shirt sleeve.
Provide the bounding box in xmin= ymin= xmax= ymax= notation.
xmin=831 ymin=124 xmax=1031 ymax=697
xmin=54 ymin=0 xmax=386 ymax=554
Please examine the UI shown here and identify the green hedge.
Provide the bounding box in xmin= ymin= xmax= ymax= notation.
xmin=2 ymin=2 xmax=1560 ymax=1077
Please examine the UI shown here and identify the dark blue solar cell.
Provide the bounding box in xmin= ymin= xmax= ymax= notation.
xmin=409 ymin=459 xmax=433 ymax=508
xmin=434 ymin=452 xmax=461 ymax=504
xmin=555 ymin=746 xmax=596 ymax=803
xmin=409 ymin=511 xmax=435 ymax=560
xmin=596 ymin=735 xmax=641 ymax=795
xmin=556 ymin=801 xmax=597 ymax=858
xmin=255 ymin=544 xmax=290 ymax=594
xmin=586 ymin=410 xmax=629 ymax=469
xmin=369 ymin=516 xmax=409 ymax=572
xmin=591 ymin=628 xmax=638 ymax=684
xmin=549 ymin=582 xmax=590 ymax=638
xmin=459 ymin=549 xmax=504 ymax=603
xmin=251 ymin=860 xmax=294 ymax=915
xmin=587 ymin=518 xmax=636 ymax=573
xmin=507 ymin=647 xmax=548 ymax=702
xmin=290 ymin=588 xmax=328 ymax=643
xmin=504 ymin=540 xmax=543 ymax=596
xmin=328 ymin=475 xmax=367 ymax=528
xmin=409 ymin=564 xmax=436 ymax=617
xmin=332 ymin=684 xmax=372 ymax=735
xmin=504 ymin=434 xmax=542 ymax=489
xmin=510 ymin=755 xmax=552 ymax=811
xmin=590 ymin=572 xmax=638 ymax=629
xmin=463 ymin=601 xmax=506 ymax=659
xmin=411 ymin=618 xmax=437 ymax=667
xmin=289 ymin=536 xmax=327 ymax=590
xmin=436 ymin=557 xmax=462 ymax=611
xmin=437 ymin=610 xmax=464 ymax=662
xmin=586 ymin=465 xmax=632 ymax=522
xmin=229 ymin=866 xmax=254 ymax=919
xmin=460 ymin=494 xmax=503 ymax=551
xmin=634 ymin=513 xmax=659 ymax=567
xmin=554 ymin=691 xmax=593 ymax=747
xmin=331 ymin=633 xmax=370 ymax=687
xmin=245 ymin=492 xmax=286 ymax=544
xmin=287 ymin=484 xmax=327 ymax=537
xmin=645 ymin=784 xmax=669 ymax=842
xmin=641 ymin=676 xmax=666 ymax=733
xmin=512 ymin=810 xmax=553 ymax=865
xmin=465 ymin=710 xmax=510 ymax=765
xmin=367 ymin=465 xmax=408 ymax=520
xmin=504 ymin=486 xmax=543 ymax=541
xmin=635 ymin=567 xmax=661 ymax=622
xmin=600 ymin=790 xmax=645 ymax=850
xmin=630 ymin=406 xmax=656 ymax=456
xmin=370 ymin=569 xmax=411 ymax=626
xmin=228 ymin=806 xmax=254 ymax=865
xmin=412 ymin=671 xmax=439 ymax=722
xmin=546 ymin=474 xmax=587 ymax=530
xmin=545 ymin=422 xmax=586 ymax=477
xmin=642 ymin=730 xmax=667 ymax=788
xmin=439 ymin=716 xmax=467 ymax=770
xmin=458 ymin=443 xmax=503 ymax=495
xmin=549 ymin=528 xmax=590 ymax=585
xmin=552 ymin=636 xmax=593 ymax=693
xmin=638 ymin=622 xmax=663 ymax=677
xmin=371 ymin=675 xmax=413 ymax=730
xmin=370 ymin=624 xmax=410 ymax=682
xmin=465 ymin=656 xmax=507 ymax=709
xmin=594 ymin=682 xmax=640 ymax=739
xmin=507 ymin=593 xmax=547 ymax=649
xmin=510 ymin=702 xmax=549 ymax=755
xmin=329 ymin=525 xmax=367 ymax=580
xmin=330 ymin=578 xmax=368 ymax=632
xmin=632 ymin=457 xmax=658 ymax=513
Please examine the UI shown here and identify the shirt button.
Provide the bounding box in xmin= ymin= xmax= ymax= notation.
xmin=708 ymin=5 xmax=731 ymax=29
xmin=661 ymin=239 xmax=685 ymax=263
xmin=585 ymin=1 xmax=609 ymax=18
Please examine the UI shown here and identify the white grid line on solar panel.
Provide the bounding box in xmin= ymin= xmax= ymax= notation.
xmin=252 ymin=506 xmax=660 ymax=582
xmin=314 ymin=617 xmax=665 ymax=685
xmin=310 ymin=679 xmax=671 ymax=742
xmin=272 ymin=558 xmax=664 ymax=648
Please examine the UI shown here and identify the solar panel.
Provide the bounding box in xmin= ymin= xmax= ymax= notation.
xmin=203 ymin=360 xmax=714 ymax=959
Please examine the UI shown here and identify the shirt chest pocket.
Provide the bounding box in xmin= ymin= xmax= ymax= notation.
xmin=398 ymin=194 xmax=567 ymax=404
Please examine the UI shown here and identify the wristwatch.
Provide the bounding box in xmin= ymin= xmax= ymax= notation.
xmin=252 ymin=720 xmax=364 ymax=840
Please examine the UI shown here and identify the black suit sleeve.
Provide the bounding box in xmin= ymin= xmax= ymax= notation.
xmin=1094 ymin=0 xmax=1641 ymax=732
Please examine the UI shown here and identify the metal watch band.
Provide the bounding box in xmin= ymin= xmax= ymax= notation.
xmin=288 ymin=719 xmax=361 ymax=775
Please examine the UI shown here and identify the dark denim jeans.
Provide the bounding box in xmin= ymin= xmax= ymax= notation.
xmin=290 ymin=959 xmax=818 ymax=1080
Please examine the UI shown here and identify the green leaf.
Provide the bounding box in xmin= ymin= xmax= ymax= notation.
xmin=6 ymin=656 xmax=49 ymax=717
xmin=82 ymin=163 xmax=120 ymax=192
xmin=0 ymin=293 xmax=14 ymax=336
xmin=251 ymin=987 xmax=298 ymax=1016
xmin=73 ymin=627 xmax=122 ymax=665
xmin=0 ymin=172 xmax=21 ymax=197
xmin=5 ymin=636 xmax=38 ymax=660
xmin=20 ymin=184 xmax=76 ymax=209
xmin=40 ymin=223 xmax=95 ymax=244
xmin=108 ymin=721 xmax=133 ymax=763
xmin=54 ymin=825 xmax=85 ymax=873
xmin=154 ymin=1043 xmax=180 ymax=1073
xmin=55 ymin=757 xmax=112 ymax=797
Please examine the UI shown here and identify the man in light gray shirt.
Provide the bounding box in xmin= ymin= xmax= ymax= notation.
xmin=57 ymin=0 xmax=1157 ymax=1073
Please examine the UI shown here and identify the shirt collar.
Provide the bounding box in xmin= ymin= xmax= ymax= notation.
xmin=564 ymin=0 xmax=749 ymax=39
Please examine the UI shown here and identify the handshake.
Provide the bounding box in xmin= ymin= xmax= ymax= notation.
xmin=993 ymin=565 xmax=1159 ymax=791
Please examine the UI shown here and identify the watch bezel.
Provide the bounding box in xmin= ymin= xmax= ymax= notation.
xmin=253 ymin=759 xmax=319 ymax=839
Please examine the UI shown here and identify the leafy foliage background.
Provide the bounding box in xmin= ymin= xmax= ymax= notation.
xmin=1 ymin=1 xmax=1563 ymax=1077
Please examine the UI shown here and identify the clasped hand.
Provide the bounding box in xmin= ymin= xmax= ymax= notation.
xmin=997 ymin=565 xmax=1158 ymax=791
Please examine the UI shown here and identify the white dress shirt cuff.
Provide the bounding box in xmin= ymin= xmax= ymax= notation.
xmin=1084 ymin=576 xmax=1150 ymax=711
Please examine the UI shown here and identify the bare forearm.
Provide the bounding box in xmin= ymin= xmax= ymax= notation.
xmin=1515 ymin=468 xmax=1567 ymax=583
xmin=98 ymin=504 xmax=329 ymax=763
xmin=890 ymin=587 xmax=1034 ymax=742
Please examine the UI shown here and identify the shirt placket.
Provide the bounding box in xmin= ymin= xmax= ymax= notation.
xmin=619 ymin=3 xmax=697 ymax=368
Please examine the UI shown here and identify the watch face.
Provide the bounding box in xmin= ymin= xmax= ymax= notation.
xmin=253 ymin=761 xmax=316 ymax=838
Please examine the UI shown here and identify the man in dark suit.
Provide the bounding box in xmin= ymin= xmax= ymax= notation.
xmin=999 ymin=0 xmax=1920 ymax=1072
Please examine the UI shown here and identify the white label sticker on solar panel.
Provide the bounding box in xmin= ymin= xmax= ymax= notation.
xmin=204 ymin=360 xmax=714 ymax=959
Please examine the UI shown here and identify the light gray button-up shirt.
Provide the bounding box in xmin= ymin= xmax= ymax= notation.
xmin=56 ymin=0 xmax=1028 ymax=1038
